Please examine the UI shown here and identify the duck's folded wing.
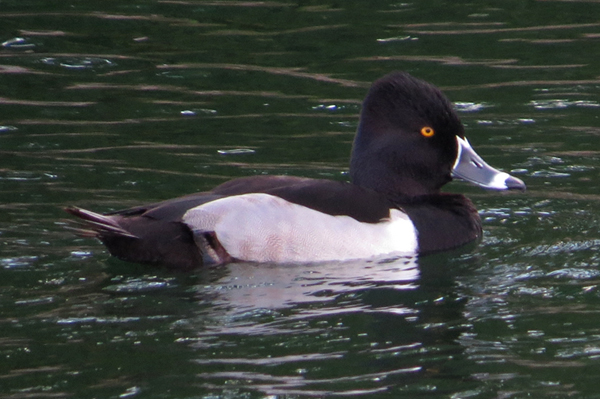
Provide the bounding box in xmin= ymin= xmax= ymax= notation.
xmin=64 ymin=176 xmax=402 ymax=268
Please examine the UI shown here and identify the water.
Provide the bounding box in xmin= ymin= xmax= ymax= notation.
xmin=2 ymin=0 xmax=600 ymax=397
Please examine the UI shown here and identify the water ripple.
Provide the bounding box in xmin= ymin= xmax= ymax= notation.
xmin=1 ymin=37 xmax=36 ymax=50
xmin=197 ymin=366 xmax=421 ymax=397
xmin=103 ymin=276 xmax=177 ymax=293
xmin=1 ymin=256 xmax=38 ymax=269
xmin=39 ymin=57 xmax=116 ymax=70
xmin=193 ymin=351 xmax=345 ymax=366
xmin=454 ymin=101 xmax=492 ymax=112
xmin=526 ymin=240 xmax=600 ymax=257
xmin=530 ymin=99 xmax=600 ymax=110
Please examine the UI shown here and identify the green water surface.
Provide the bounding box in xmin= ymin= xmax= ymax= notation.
xmin=2 ymin=0 xmax=600 ymax=398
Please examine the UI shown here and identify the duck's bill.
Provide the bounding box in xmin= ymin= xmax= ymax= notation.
xmin=452 ymin=136 xmax=526 ymax=191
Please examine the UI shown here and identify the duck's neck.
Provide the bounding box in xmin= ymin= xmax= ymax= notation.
xmin=350 ymin=138 xmax=449 ymax=198
xmin=349 ymin=156 xmax=441 ymax=198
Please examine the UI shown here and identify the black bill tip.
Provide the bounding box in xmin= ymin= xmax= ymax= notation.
xmin=505 ymin=175 xmax=526 ymax=191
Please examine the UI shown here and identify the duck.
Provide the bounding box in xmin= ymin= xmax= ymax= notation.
xmin=65 ymin=71 xmax=525 ymax=270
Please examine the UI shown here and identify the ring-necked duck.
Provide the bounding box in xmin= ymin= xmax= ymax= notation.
xmin=66 ymin=71 xmax=525 ymax=270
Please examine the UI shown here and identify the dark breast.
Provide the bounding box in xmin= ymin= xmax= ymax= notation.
xmin=399 ymin=194 xmax=482 ymax=254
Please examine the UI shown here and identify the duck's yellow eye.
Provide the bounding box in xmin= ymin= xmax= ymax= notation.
xmin=421 ymin=126 xmax=435 ymax=137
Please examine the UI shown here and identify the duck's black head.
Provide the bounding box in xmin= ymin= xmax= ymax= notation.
xmin=350 ymin=72 xmax=463 ymax=197
xmin=350 ymin=71 xmax=524 ymax=197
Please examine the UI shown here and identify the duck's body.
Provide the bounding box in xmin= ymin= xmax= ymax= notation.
xmin=66 ymin=72 xmax=525 ymax=270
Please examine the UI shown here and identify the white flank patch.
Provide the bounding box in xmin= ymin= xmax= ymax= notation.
xmin=183 ymin=193 xmax=418 ymax=263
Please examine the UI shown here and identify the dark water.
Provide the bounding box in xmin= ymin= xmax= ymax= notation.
xmin=2 ymin=0 xmax=600 ymax=397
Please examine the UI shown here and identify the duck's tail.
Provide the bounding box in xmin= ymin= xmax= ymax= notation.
xmin=64 ymin=206 xmax=206 ymax=269
xmin=64 ymin=207 xmax=138 ymax=239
